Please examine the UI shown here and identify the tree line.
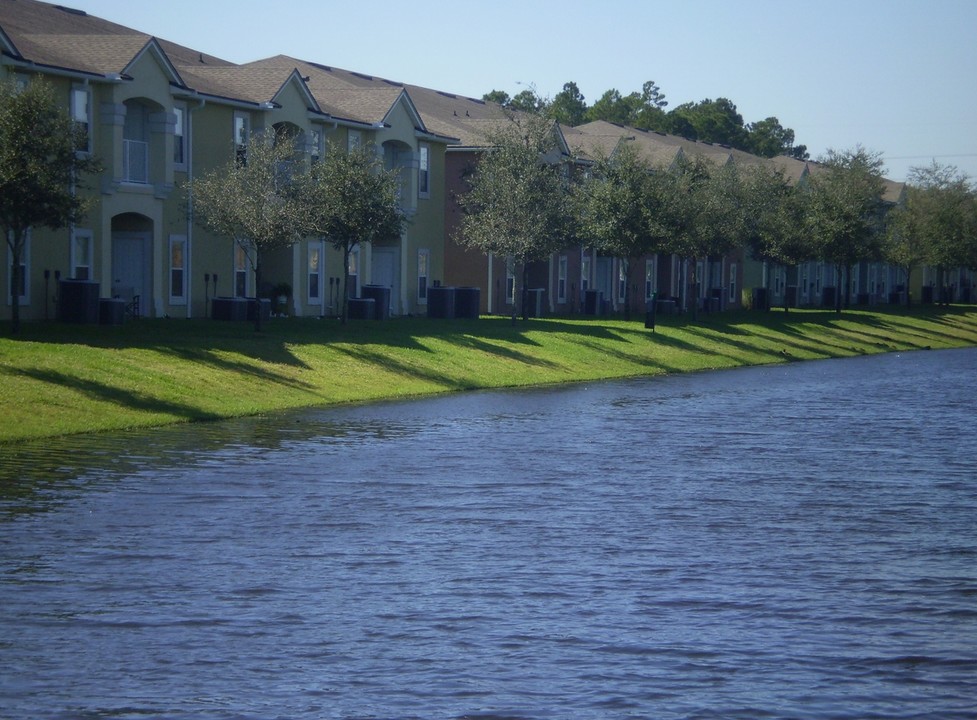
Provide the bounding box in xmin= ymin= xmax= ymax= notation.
xmin=484 ymin=81 xmax=809 ymax=160
xmin=458 ymin=115 xmax=977 ymax=320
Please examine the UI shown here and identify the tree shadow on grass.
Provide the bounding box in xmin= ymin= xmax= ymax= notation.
xmin=4 ymin=366 xmax=223 ymax=423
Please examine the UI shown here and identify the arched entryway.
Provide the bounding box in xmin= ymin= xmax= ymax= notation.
xmin=111 ymin=212 xmax=153 ymax=317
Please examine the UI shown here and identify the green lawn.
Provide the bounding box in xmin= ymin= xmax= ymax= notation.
xmin=2 ymin=306 xmax=976 ymax=443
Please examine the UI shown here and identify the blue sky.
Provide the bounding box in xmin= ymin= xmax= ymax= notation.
xmin=66 ymin=0 xmax=977 ymax=182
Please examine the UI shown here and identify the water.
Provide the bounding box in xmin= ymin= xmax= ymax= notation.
xmin=1 ymin=348 xmax=976 ymax=719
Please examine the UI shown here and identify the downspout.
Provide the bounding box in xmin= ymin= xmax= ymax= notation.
xmin=185 ymin=95 xmax=206 ymax=318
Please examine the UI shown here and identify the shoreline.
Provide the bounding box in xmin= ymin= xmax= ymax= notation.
xmin=2 ymin=307 xmax=976 ymax=444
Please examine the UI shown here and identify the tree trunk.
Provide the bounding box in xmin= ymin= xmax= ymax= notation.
xmin=341 ymin=246 xmax=351 ymax=325
xmin=253 ymin=258 xmax=263 ymax=332
xmin=689 ymin=256 xmax=699 ymax=322
xmin=623 ymin=258 xmax=634 ymax=322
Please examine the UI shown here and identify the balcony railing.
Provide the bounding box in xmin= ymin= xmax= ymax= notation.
xmin=123 ymin=139 xmax=149 ymax=184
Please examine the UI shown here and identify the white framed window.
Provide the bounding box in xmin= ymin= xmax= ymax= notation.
xmin=506 ymin=258 xmax=516 ymax=305
xmin=71 ymin=228 xmax=93 ymax=280
xmin=417 ymin=143 xmax=430 ymax=198
xmin=728 ymin=262 xmax=737 ymax=304
xmin=417 ymin=248 xmax=430 ymax=304
xmin=348 ymin=129 xmax=362 ymax=151
xmin=309 ymin=128 xmax=322 ymax=165
xmin=6 ymin=230 xmax=30 ymax=306
xmin=347 ymin=246 xmax=359 ymax=298
xmin=557 ymin=255 xmax=567 ymax=304
xmin=308 ymin=244 xmax=322 ymax=302
xmin=234 ymin=113 xmax=250 ymax=166
xmin=617 ymin=260 xmax=627 ymax=303
xmin=581 ymin=253 xmax=591 ymax=292
xmin=234 ymin=241 xmax=251 ymax=297
xmin=645 ymin=257 xmax=658 ymax=300
xmin=71 ymin=85 xmax=91 ymax=153
xmin=169 ymin=235 xmax=187 ymax=304
xmin=173 ymin=104 xmax=187 ymax=169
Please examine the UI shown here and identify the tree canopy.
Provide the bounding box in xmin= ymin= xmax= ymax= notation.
xmin=0 ymin=78 xmax=101 ymax=333
xmin=805 ymin=146 xmax=888 ymax=311
xmin=304 ymin=143 xmax=405 ymax=322
xmin=484 ymin=80 xmax=808 ymax=159
xmin=190 ymin=131 xmax=308 ymax=330
xmin=457 ymin=114 xmax=575 ymax=320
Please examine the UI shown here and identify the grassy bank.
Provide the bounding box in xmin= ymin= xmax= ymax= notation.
xmin=2 ymin=306 xmax=976 ymax=444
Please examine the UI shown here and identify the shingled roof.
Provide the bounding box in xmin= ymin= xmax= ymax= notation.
xmin=0 ymin=0 xmax=231 ymax=77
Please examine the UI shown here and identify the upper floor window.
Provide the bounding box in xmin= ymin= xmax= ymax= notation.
xmin=348 ymin=130 xmax=362 ymax=152
xmin=71 ymin=86 xmax=91 ymax=153
xmin=123 ymin=100 xmax=149 ymax=183
xmin=309 ymin=128 xmax=322 ymax=165
xmin=418 ymin=144 xmax=430 ymax=198
xmin=234 ymin=113 xmax=250 ymax=166
xmin=71 ymin=228 xmax=93 ymax=280
xmin=173 ymin=105 xmax=186 ymax=169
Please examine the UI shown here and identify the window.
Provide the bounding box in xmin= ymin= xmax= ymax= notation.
xmin=169 ymin=235 xmax=186 ymax=303
xmin=234 ymin=113 xmax=250 ymax=166
xmin=308 ymin=244 xmax=321 ymax=302
xmin=417 ymin=248 xmax=430 ymax=303
xmin=309 ymin=128 xmax=322 ymax=165
xmin=71 ymin=228 xmax=93 ymax=280
xmin=728 ymin=262 xmax=737 ymax=304
xmin=6 ymin=230 xmax=30 ymax=305
xmin=618 ymin=260 xmax=627 ymax=303
xmin=557 ymin=255 xmax=567 ymax=304
xmin=173 ymin=105 xmax=186 ymax=168
xmin=348 ymin=130 xmax=362 ymax=151
xmin=505 ymin=258 xmax=516 ymax=305
xmin=123 ymin=101 xmax=149 ymax=183
xmin=234 ymin=242 xmax=250 ymax=297
xmin=418 ymin=144 xmax=430 ymax=198
xmin=581 ymin=253 xmax=591 ymax=292
xmin=645 ymin=257 xmax=657 ymax=301
xmin=347 ymin=247 xmax=359 ymax=298
xmin=71 ymin=86 xmax=91 ymax=153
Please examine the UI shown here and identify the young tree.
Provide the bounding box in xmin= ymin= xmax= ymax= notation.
xmin=457 ymin=114 xmax=574 ymax=322
xmin=805 ymin=147 xmax=887 ymax=312
xmin=665 ymin=156 xmax=747 ymax=320
xmin=898 ymin=162 xmax=976 ymax=305
xmin=576 ymin=142 xmax=668 ymax=319
xmin=741 ymin=165 xmax=810 ymax=311
xmin=190 ymin=131 xmax=307 ymax=331
xmin=304 ymin=143 xmax=405 ymax=323
xmin=0 ymin=78 xmax=101 ymax=334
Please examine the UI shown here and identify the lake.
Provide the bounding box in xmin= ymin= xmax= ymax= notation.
xmin=1 ymin=348 xmax=976 ymax=719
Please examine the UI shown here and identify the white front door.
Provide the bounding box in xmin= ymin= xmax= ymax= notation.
xmin=112 ymin=232 xmax=150 ymax=316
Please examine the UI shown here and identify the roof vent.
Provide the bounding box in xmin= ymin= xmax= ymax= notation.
xmin=55 ymin=5 xmax=87 ymax=15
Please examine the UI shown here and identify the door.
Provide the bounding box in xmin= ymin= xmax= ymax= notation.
xmin=371 ymin=247 xmax=400 ymax=316
xmin=112 ymin=232 xmax=150 ymax=316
